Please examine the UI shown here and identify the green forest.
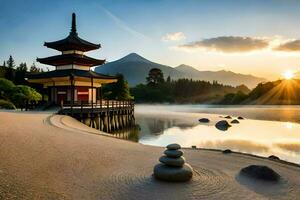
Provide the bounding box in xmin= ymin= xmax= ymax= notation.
xmin=130 ymin=68 xmax=300 ymax=105
xmin=131 ymin=68 xmax=250 ymax=104
xmin=0 ymin=56 xmax=43 ymax=109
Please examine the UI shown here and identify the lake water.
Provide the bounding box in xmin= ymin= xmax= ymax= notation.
xmin=121 ymin=104 xmax=300 ymax=164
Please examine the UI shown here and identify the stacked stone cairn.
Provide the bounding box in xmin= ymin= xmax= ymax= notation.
xmin=153 ymin=143 xmax=193 ymax=182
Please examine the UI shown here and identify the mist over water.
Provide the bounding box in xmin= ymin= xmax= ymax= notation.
xmin=129 ymin=104 xmax=300 ymax=164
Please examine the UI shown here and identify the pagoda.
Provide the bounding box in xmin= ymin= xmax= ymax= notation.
xmin=27 ymin=13 xmax=117 ymax=104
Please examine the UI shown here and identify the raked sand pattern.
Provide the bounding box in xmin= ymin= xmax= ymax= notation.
xmin=1 ymin=111 xmax=300 ymax=199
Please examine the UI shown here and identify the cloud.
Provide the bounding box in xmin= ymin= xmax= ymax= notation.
xmin=176 ymin=36 xmax=269 ymax=53
xmin=162 ymin=32 xmax=186 ymax=41
xmin=274 ymin=40 xmax=300 ymax=51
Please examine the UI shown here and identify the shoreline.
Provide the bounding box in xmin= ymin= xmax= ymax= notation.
xmin=53 ymin=110 xmax=300 ymax=167
xmin=1 ymin=110 xmax=300 ymax=199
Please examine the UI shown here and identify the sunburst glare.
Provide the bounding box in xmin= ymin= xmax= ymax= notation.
xmin=283 ymin=70 xmax=294 ymax=80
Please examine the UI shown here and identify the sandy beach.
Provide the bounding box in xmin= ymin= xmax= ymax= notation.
xmin=1 ymin=111 xmax=300 ymax=199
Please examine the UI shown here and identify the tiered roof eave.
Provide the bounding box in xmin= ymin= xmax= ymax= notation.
xmin=36 ymin=54 xmax=106 ymax=67
xmin=44 ymin=34 xmax=101 ymax=52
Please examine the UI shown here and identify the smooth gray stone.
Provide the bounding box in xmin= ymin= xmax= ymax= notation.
xmin=240 ymin=165 xmax=280 ymax=182
xmin=215 ymin=120 xmax=231 ymax=131
xmin=159 ymin=155 xmax=185 ymax=167
xmin=199 ymin=118 xmax=210 ymax=123
xmin=231 ymin=119 xmax=239 ymax=124
xmin=166 ymin=143 xmax=181 ymax=150
xmin=164 ymin=149 xmax=183 ymax=158
xmin=154 ymin=163 xmax=193 ymax=182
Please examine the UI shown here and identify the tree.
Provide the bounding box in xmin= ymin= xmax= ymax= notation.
xmin=5 ymin=55 xmax=15 ymax=81
xmin=30 ymin=62 xmax=39 ymax=73
xmin=15 ymin=62 xmax=28 ymax=85
xmin=166 ymin=76 xmax=171 ymax=83
xmin=146 ymin=68 xmax=164 ymax=85
xmin=103 ymin=74 xmax=132 ymax=100
xmin=3 ymin=61 xmax=6 ymax=67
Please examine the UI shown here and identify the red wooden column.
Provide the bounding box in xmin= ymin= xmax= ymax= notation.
xmin=70 ymin=74 xmax=74 ymax=115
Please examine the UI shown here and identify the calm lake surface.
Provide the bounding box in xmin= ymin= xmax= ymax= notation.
xmin=123 ymin=104 xmax=300 ymax=164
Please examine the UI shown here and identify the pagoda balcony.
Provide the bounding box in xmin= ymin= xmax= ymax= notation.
xmin=59 ymin=99 xmax=134 ymax=114
xmin=58 ymin=99 xmax=135 ymax=133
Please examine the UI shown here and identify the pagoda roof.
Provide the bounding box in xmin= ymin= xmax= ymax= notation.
xmin=27 ymin=69 xmax=117 ymax=80
xmin=44 ymin=13 xmax=100 ymax=52
xmin=37 ymin=54 xmax=105 ymax=67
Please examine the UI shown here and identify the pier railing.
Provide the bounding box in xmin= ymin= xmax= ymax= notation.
xmin=59 ymin=99 xmax=134 ymax=114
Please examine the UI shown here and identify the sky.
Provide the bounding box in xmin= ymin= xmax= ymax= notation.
xmin=1 ymin=0 xmax=300 ymax=80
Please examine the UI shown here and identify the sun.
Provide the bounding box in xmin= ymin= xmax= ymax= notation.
xmin=283 ymin=70 xmax=294 ymax=80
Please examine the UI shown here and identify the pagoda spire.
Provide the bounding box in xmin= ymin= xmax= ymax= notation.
xmin=70 ymin=13 xmax=77 ymax=36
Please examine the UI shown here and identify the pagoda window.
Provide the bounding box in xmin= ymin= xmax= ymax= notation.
xmin=56 ymin=64 xmax=90 ymax=71
xmin=62 ymin=50 xmax=84 ymax=55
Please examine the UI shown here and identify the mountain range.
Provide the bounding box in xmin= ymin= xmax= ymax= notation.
xmin=95 ymin=53 xmax=267 ymax=88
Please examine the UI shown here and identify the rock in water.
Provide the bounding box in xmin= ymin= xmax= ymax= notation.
xmin=231 ymin=119 xmax=239 ymax=124
xmin=154 ymin=143 xmax=193 ymax=182
xmin=240 ymin=165 xmax=280 ymax=182
xmin=199 ymin=118 xmax=210 ymax=123
xmin=164 ymin=149 xmax=183 ymax=158
xmin=215 ymin=120 xmax=231 ymax=131
xmin=159 ymin=156 xmax=185 ymax=167
xmin=154 ymin=163 xmax=193 ymax=182
xmin=167 ymin=143 xmax=181 ymax=150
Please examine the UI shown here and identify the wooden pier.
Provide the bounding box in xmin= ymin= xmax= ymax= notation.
xmin=59 ymin=100 xmax=135 ymax=133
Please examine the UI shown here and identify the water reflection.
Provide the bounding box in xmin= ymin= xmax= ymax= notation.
xmin=111 ymin=105 xmax=300 ymax=164
xmin=200 ymin=140 xmax=270 ymax=154
xmin=112 ymin=125 xmax=140 ymax=142
xmin=276 ymin=143 xmax=300 ymax=153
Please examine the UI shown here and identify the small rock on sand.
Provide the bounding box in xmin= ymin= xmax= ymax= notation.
xmin=240 ymin=165 xmax=280 ymax=182
xmin=199 ymin=118 xmax=210 ymax=123
xmin=154 ymin=143 xmax=193 ymax=182
xmin=159 ymin=156 xmax=185 ymax=167
xmin=167 ymin=143 xmax=181 ymax=150
xmin=164 ymin=149 xmax=183 ymax=158
xmin=154 ymin=163 xmax=193 ymax=182
xmin=222 ymin=149 xmax=232 ymax=154
xmin=268 ymin=155 xmax=280 ymax=160
xmin=238 ymin=116 xmax=244 ymax=119
xmin=225 ymin=116 xmax=232 ymax=119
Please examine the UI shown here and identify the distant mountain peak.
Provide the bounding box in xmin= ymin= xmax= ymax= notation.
xmin=175 ymin=64 xmax=201 ymax=74
xmin=95 ymin=54 xmax=267 ymax=88
xmin=177 ymin=64 xmax=192 ymax=67
xmin=121 ymin=53 xmax=150 ymax=63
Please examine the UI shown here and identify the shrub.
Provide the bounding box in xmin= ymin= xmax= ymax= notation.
xmin=0 ymin=99 xmax=16 ymax=110
xmin=10 ymin=85 xmax=42 ymax=107
xmin=0 ymin=78 xmax=15 ymax=100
